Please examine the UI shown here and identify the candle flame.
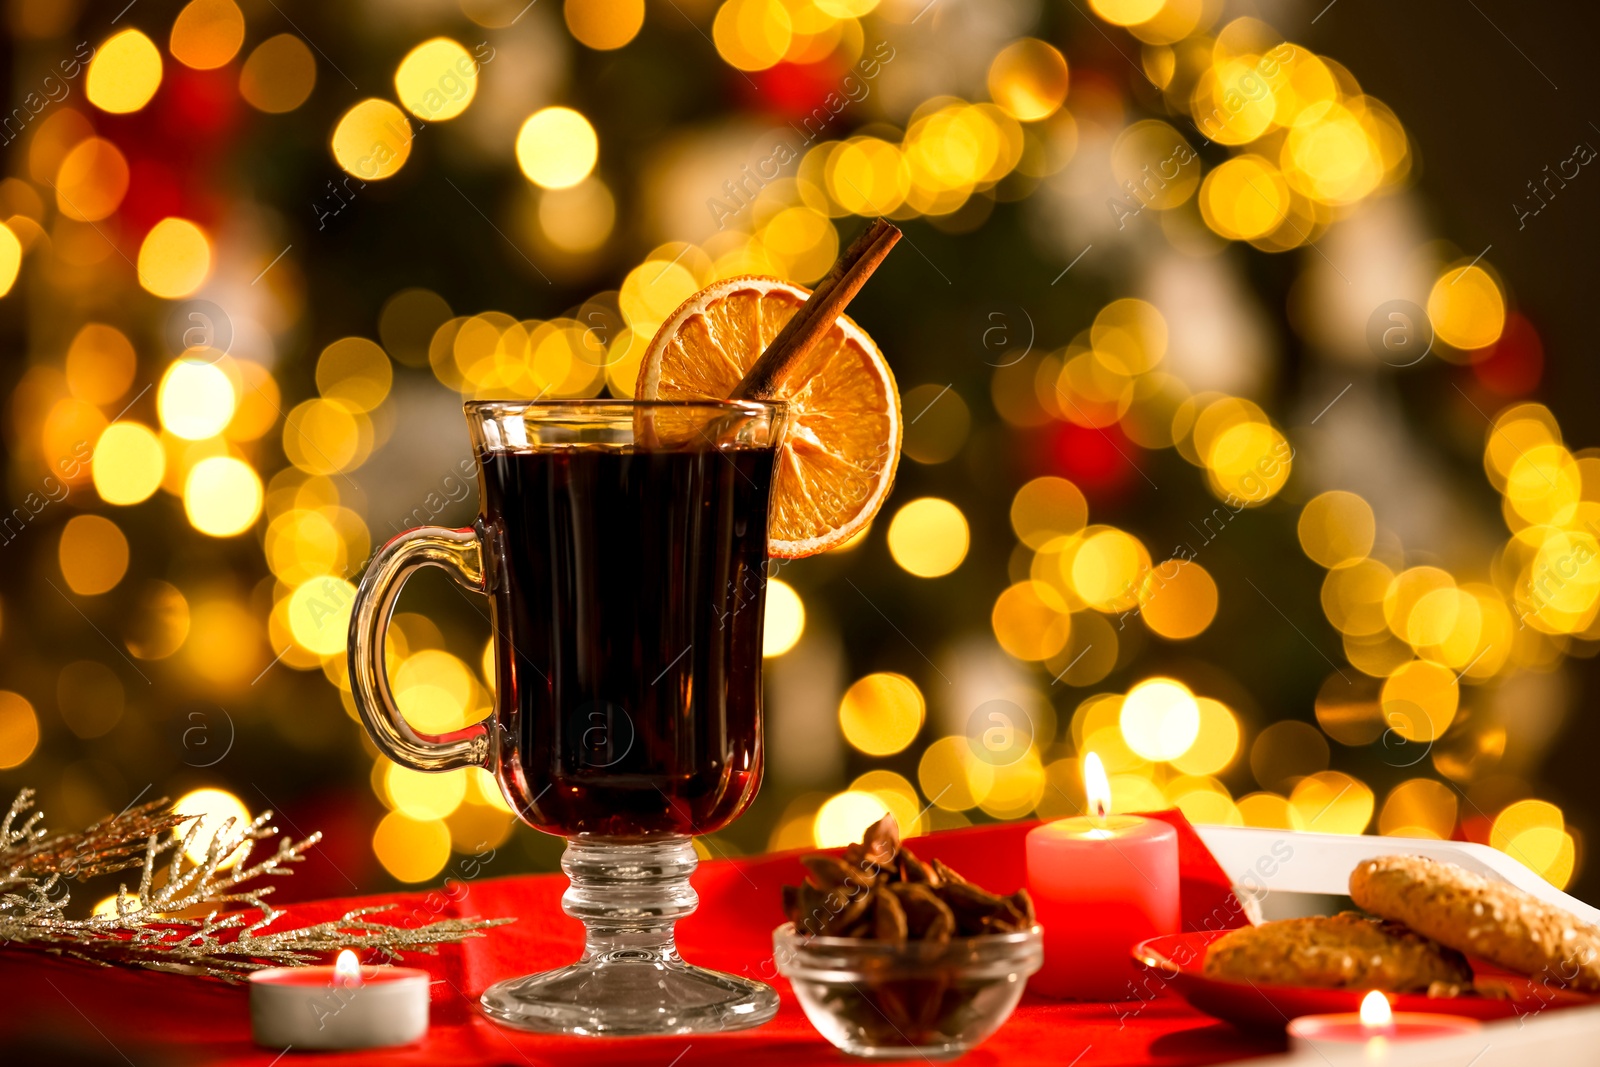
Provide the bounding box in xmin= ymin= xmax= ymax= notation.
xmin=1083 ymin=752 xmax=1111 ymax=825
xmin=1359 ymin=990 xmax=1392 ymax=1029
xmin=334 ymin=949 xmax=363 ymax=988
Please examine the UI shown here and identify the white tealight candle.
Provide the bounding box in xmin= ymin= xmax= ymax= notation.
xmin=249 ymin=950 xmax=430 ymax=1051
xmin=1287 ymin=991 xmax=1480 ymax=1055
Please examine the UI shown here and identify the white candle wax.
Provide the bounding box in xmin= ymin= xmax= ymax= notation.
xmin=1287 ymin=992 xmax=1480 ymax=1055
xmin=249 ymin=951 xmax=430 ymax=1051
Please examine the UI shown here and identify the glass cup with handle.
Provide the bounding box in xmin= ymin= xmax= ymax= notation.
xmin=347 ymin=399 xmax=787 ymax=1036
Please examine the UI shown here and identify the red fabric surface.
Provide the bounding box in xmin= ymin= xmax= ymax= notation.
xmin=0 ymin=813 xmax=1285 ymax=1066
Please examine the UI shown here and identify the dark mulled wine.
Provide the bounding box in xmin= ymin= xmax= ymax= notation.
xmin=479 ymin=444 xmax=776 ymax=838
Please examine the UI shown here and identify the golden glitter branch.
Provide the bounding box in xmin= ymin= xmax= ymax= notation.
xmin=0 ymin=789 xmax=512 ymax=980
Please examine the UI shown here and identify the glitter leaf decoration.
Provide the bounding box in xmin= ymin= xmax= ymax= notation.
xmin=0 ymin=788 xmax=512 ymax=980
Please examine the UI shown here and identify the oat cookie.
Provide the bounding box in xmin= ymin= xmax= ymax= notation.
xmin=1203 ymin=911 xmax=1472 ymax=992
xmin=1350 ymin=854 xmax=1600 ymax=992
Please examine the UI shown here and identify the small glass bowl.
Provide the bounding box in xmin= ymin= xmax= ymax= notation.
xmin=773 ymin=922 xmax=1043 ymax=1060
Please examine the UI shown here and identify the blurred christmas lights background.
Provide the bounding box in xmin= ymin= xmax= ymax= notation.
xmin=3 ymin=0 xmax=1600 ymax=907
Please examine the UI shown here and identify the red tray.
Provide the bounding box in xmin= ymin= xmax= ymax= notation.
xmin=1132 ymin=930 xmax=1593 ymax=1030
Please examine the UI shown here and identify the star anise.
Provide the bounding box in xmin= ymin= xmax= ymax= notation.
xmin=782 ymin=814 xmax=1035 ymax=942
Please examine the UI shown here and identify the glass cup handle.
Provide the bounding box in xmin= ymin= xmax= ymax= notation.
xmin=348 ymin=526 xmax=493 ymax=772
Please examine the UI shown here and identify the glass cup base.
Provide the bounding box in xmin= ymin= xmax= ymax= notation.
xmin=478 ymin=835 xmax=778 ymax=1036
xmin=480 ymin=959 xmax=779 ymax=1036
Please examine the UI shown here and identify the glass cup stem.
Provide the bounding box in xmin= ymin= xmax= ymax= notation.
xmin=563 ymin=836 xmax=698 ymax=964
xmin=479 ymin=836 xmax=778 ymax=1035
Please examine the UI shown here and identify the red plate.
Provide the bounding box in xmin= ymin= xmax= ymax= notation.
xmin=1132 ymin=930 xmax=1593 ymax=1031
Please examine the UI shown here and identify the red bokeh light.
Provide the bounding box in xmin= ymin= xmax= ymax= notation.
xmin=1473 ymin=312 xmax=1544 ymax=396
xmin=744 ymin=60 xmax=848 ymax=120
xmin=1049 ymin=419 xmax=1138 ymax=495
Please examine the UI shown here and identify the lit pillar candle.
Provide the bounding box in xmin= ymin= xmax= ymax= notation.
xmin=249 ymin=950 xmax=429 ymax=1050
xmin=1024 ymin=753 xmax=1180 ymax=1000
xmin=1287 ymin=991 xmax=1480 ymax=1054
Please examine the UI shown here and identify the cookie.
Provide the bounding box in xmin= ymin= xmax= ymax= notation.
xmin=1350 ymin=854 xmax=1600 ymax=992
xmin=1203 ymin=912 xmax=1472 ymax=992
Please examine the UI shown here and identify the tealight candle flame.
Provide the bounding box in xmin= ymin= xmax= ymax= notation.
xmin=334 ymin=949 xmax=363 ymax=989
xmin=1359 ymin=990 xmax=1392 ymax=1030
xmin=1083 ymin=752 xmax=1111 ymax=827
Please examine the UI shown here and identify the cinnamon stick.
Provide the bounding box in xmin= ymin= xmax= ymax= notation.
xmin=730 ymin=217 xmax=900 ymax=401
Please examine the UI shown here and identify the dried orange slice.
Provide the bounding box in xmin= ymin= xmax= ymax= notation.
xmin=636 ymin=276 xmax=901 ymax=558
